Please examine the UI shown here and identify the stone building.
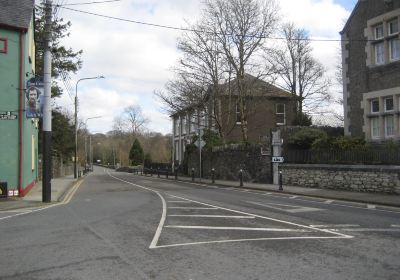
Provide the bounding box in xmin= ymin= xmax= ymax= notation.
xmin=171 ymin=75 xmax=296 ymax=165
xmin=341 ymin=0 xmax=400 ymax=142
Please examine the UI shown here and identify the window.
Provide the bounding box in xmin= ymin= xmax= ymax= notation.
xmin=384 ymin=97 xmax=394 ymax=112
xmin=371 ymin=99 xmax=380 ymax=113
xmin=385 ymin=115 xmax=395 ymax=137
xmin=190 ymin=114 xmax=197 ymax=133
xmin=375 ymin=24 xmax=384 ymax=39
xmin=371 ymin=117 xmax=380 ymax=139
xmin=389 ymin=38 xmax=400 ymax=61
xmin=276 ymin=104 xmax=285 ymax=125
xmin=388 ymin=19 xmax=399 ymax=35
xmin=375 ymin=42 xmax=385 ymax=65
xmin=0 ymin=38 xmax=7 ymax=53
xmin=174 ymin=118 xmax=180 ymax=136
xmin=174 ymin=141 xmax=179 ymax=160
xmin=182 ymin=116 xmax=187 ymax=135
xmin=236 ymin=103 xmax=241 ymax=124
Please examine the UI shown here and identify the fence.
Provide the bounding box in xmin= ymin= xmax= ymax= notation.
xmin=283 ymin=148 xmax=400 ymax=165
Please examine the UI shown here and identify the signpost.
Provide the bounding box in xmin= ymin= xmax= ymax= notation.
xmin=272 ymin=157 xmax=284 ymax=163
xmin=194 ymin=129 xmax=205 ymax=181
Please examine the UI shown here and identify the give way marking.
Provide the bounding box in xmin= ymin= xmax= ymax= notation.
xmin=246 ymin=201 xmax=325 ymax=213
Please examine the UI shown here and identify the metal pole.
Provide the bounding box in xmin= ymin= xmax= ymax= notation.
xmin=211 ymin=168 xmax=215 ymax=184
xmin=42 ymin=0 xmax=52 ymax=203
xmin=74 ymin=93 xmax=78 ymax=178
xmin=191 ymin=168 xmax=195 ymax=182
xmin=279 ymin=170 xmax=283 ymax=191
xmin=239 ymin=169 xmax=243 ymax=187
xmin=89 ymin=135 xmax=92 ymax=171
xmin=199 ymin=128 xmax=202 ymax=182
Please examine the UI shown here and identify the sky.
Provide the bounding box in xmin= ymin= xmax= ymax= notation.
xmin=52 ymin=0 xmax=358 ymax=135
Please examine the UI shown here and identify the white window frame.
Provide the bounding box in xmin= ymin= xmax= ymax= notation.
xmin=384 ymin=97 xmax=394 ymax=112
xmin=190 ymin=113 xmax=197 ymax=133
xmin=276 ymin=103 xmax=286 ymax=125
xmin=235 ymin=103 xmax=241 ymax=124
xmin=388 ymin=19 xmax=399 ymax=36
xmin=389 ymin=38 xmax=400 ymax=62
xmin=385 ymin=115 xmax=395 ymax=137
xmin=181 ymin=115 xmax=187 ymax=135
xmin=375 ymin=24 xmax=384 ymax=40
xmin=375 ymin=42 xmax=385 ymax=65
xmin=371 ymin=117 xmax=380 ymax=139
xmin=174 ymin=118 xmax=180 ymax=136
xmin=371 ymin=99 xmax=380 ymax=113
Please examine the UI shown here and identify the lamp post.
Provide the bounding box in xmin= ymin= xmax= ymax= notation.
xmin=84 ymin=116 xmax=102 ymax=172
xmin=74 ymin=76 xmax=104 ymax=178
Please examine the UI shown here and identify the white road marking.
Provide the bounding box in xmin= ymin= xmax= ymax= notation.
xmin=367 ymin=204 xmax=376 ymax=209
xmin=107 ymin=172 xmax=167 ymax=249
xmin=168 ymin=207 xmax=218 ymax=210
xmin=154 ymin=236 xmax=349 ymax=249
xmin=0 ymin=209 xmax=33 ymax=213
xmin=168 ymin=215 xmax=255 ymax=219
xmin=164 ymin=225 xmax=311 ymax=232
xmin=330 ymin=228 xmax=400 ymax=232
xmin=289 ymin=196 xmax=298 ymax=199
xmin=324 ymin=200 xmax=334 ymax=204
xmin=167 ymin=201 xmax=192 ymax=203
xmin=246 ymin=201 xmax=324 ymax=213
xmin=391 ymin=225 xmax=400 ymax=228
xmin=0 ymin=203 xmax=59 ymax=221
xmin=310 ymin=224 xmax=359 ymax=228
xmin=168 ymin=194 xmax=351 ymax=239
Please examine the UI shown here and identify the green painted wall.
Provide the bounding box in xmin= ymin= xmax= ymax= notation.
xmin=0 ymin=22 xmax=38 ymax=194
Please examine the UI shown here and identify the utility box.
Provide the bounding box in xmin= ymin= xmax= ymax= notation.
xmin=0 ymin=182 xmax=7 ymax=198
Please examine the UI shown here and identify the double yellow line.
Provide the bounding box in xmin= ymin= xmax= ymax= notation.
xmin=60 ymin=180 xmax=84 ymax=205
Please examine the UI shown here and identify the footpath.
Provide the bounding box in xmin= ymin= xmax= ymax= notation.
xmin=139 ymin=172 xmax=400 ymax=208
xmin=0 ymin=175 xmax=80 ymax=211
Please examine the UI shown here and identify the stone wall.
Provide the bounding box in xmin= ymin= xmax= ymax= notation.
xmin=281 ymin=164 xmax=400 ymax=194
xmin=186 ymin=144 xmax=272 ymax=183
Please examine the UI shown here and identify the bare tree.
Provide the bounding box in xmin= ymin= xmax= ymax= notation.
xmin=268 ymin=23 xmax=331 ymax=114
xmin=203 ymin=0 xmax=278 ymax=142
xmin=112 ymin=105 xmax=149 ymax=135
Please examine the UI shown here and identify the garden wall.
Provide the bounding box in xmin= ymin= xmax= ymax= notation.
xmin=281 ymin=164 xmax=400 ymax=194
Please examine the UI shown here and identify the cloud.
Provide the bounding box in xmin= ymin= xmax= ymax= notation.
xmin=55 ymin=0 xmax=352 ymax=133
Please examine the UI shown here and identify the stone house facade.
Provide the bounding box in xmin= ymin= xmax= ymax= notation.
xmin=341 ymin=0 xmax=400 ymax=142
xmin=171 ymin=76 xmax=296 ymax=166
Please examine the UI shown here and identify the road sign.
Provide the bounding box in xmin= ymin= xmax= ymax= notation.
xmin=0 ymin=112 xmax=17 ymax=120
xmin=194 ymin=139 xmax=206 ymax=149
xmin=272 ymin=157 xmax=284 ymax=163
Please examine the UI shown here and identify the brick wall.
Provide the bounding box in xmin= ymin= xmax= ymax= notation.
xmin=281 ymin=164 xmax=400 ymax=194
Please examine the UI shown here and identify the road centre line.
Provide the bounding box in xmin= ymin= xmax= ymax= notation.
xmin=391 ymin=225 xmax=400 ymax=228
xmin=324 ymin=200 xmax=334 ymax=204
xmin=168 ymin=215 xmax=255 ymax=219
xmin=164 ymin=225 xmax=311 ymax=232
xmin=367 ymin=204 xmax=376 ymax=209
xmin=168 ymin=194 xmax=352 ymax=239
xmin=290 ymin=196 xmax=298 ymax=199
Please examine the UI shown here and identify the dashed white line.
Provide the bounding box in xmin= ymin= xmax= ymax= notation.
xmin=367 ymin=204 xmax=376 ymax=209
xmin=289 ymin=196 xmax=298 ymax=199
xmin=324 ymin=200 xmax=334 ymax=204
xmin=391 ymin=225 xmax=400 ymax=228
xmin=310 ymin=224 xmax=359 ymax=228
xmin=167 ymin=201 xmax=192 ymax=203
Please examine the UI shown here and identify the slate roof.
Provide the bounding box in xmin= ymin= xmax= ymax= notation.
xmin=0 ymin=0 xmax=35 ymax=31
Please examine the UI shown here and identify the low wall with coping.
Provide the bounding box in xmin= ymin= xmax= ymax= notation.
xmin=280 ymin=164 xmax=400 ymax=194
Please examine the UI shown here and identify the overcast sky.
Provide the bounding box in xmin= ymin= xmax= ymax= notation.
xmin=52 ymin=0 xmax=357 ymax=135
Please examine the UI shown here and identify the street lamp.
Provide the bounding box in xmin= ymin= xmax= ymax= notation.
xmin=84 ymin=116 xmax=102 ymax=172
xmin=74 ymin=76 xmax=104 ymax=178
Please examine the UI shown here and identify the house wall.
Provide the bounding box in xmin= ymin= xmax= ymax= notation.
xmin=342 ymin=0 xmax=400 ymax=140
xmin=0 ymin=23 xmax=38 ymax=195
xmin=218 ymin=96 xmax=296 ymax=143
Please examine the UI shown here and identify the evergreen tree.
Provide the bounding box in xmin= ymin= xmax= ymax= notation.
xmin=129 ymin=139 xmax=144 ymax=166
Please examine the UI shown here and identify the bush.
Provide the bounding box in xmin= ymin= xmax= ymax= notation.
xmin=292 ymin=112 xmax=312 ymax=126
xmin=129 ymin=138 xmax=144 ymax=166
xmin=288 ymin=127 xmax=327 ymax=149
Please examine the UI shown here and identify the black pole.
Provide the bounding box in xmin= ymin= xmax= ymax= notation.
xmin=174 ymin=168 xmax=178 ymax=180
xmin=191 ymin=168 xmax=195 ymax=182
xmin=158 ymin=168 xmax=160 ymax=178
xmin=239 ymin=169 xmax=243 ymax=187
xmin=211 ymin=168 xmax=215 ymax=184
xmin=279 ymin=170 xmax=283 ymax=191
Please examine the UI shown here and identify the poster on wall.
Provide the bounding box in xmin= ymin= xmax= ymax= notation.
xmin=26 ymin=77 xmax=44 ymax=119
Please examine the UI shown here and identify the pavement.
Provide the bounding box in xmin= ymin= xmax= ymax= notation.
xmin=141 ymin=172 xmax=400 ymax=208
xmin=0 ymin=174 xmax=81 ymax=211
xmin=1 ymin=169 xmax=399 ymax=211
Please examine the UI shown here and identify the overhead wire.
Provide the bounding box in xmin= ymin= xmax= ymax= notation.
xmin=58 ymin=6 xmax=377 ymax=43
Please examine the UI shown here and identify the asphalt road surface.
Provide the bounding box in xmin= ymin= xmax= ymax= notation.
xmin=1 ymin=167 xmax=399 ymax=280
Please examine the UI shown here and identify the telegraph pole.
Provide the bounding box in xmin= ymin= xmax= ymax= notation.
xmin=42 ymin=0 xmax=53 ymax=202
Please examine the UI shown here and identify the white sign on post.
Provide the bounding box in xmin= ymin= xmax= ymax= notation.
xmin=272 ymin=157 xmax=284 ymax=163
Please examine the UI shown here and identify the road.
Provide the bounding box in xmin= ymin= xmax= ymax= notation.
xmin=1 ymin=167 xmax=399 ymax=280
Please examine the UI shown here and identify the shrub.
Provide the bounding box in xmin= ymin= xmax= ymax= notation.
xmin=288 ymin=127 xmax=327 ymax=149
xmin=292 ymin=112 xmax=312 ymax=126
